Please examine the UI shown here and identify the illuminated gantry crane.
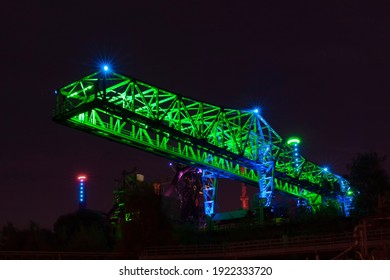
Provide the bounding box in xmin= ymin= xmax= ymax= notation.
xmin=53 ymin=67 xmax=355 ymax=220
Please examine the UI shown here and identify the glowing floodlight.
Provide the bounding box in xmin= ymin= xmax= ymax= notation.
xmin=103 ymin=65 xmax=109 ymax=72
xmin=287 ymin=137 xmax=301 ymax=145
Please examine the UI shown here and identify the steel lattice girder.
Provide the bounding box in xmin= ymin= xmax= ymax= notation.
xmin=53 ymin=71 xmax=353 ymax=208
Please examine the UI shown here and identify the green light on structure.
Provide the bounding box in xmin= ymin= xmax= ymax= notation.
xmin=125 ymin=213 xmax=132 ymax=221
xmin=53 ymin=70 xmax=356 ymax=218
xmin=287 ymin=137 xmax=301 ymax=145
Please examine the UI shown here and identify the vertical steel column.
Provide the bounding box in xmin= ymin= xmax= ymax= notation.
xmin=336 ymin=175 xmax=354 ymax=217
xmin=202 ymin=170 xmax=218 ymax=216
xmin=258 ymin=145 xmax=275 ymax=207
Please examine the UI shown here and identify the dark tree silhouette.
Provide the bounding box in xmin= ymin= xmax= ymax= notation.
xmin=53 ymin=210 xmax=113 ymax=251
xmin=0 ymin=222 xmax=56 ymax=251
xmin=348 ymin=152 xmax=390 ymax=217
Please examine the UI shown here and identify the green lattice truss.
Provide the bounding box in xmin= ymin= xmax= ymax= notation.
xmin=53 ymin=71 xmax=355 ymax=216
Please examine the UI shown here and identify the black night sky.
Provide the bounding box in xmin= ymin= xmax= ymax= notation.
xmin=1 ymin=1 xmax=390 ymax=229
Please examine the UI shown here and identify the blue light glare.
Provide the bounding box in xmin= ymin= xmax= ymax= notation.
xmin=103 ymin=65 xmax=109 ymax=71
xmin=323 ymin=167 xmax=329 ymax=172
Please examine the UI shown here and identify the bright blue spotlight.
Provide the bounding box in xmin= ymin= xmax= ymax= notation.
xmin=253 ymin=108 xmax=259 ymax=114
xmin=103 ymin=65 xmax=109 ymax=72
xmin=323 ymin=167 xmax=329 ymax=172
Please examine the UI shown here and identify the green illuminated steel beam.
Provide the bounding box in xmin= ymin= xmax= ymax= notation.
xmin=53 ymin=71 xmax=353 ymax=211
xmin=53 ymin=71 xmax=282 ymax=176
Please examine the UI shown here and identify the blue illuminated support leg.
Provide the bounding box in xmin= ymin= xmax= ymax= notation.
xmin=259 ymin=144 xmax=275 ymax=207
xmin=251 ymin=113 xmax=276 ymax=221
xmin=203 ymin=186 xmax=215 ymax=216
xmin=257 ymin=144 xmax=275 ymax=222
xmin=202 ymin=170 xmax=218 ymax=217
xmin=336 ymin=175 xmax=355 ymax=216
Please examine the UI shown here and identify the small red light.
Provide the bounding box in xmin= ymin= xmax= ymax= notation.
xmin=77 ymin=175 xmax=87 ymax=181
